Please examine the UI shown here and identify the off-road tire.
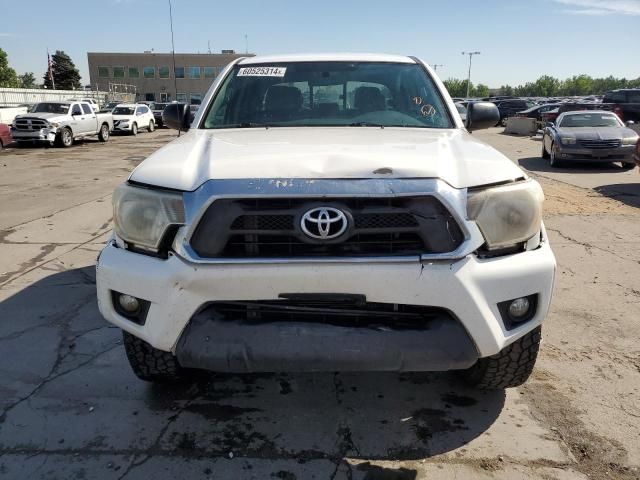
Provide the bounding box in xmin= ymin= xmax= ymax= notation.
xmin=541 ymin=137 xmax=550 ymax=159
xmin=131 ymin=123 xmax=138 ymax=136
xmin=462 ymin=326 xmax=541 ymax=389
xmin=98 ymin=123 xmax=110 ymax=142
xmin=148 ymin=120 xmax=155 ymax=132
xmin=122 ymin=331 xmax=185 ymax=382
xmin=56 ymin=128 xmax=73 ymax=148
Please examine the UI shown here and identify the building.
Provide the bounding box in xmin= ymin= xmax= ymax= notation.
xmin=87 ymin=51 xmax=253 ymax=104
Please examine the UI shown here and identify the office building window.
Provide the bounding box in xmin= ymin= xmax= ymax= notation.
xmin=159 ymin=66 xmax=170 ymax=78
xmin=160 ymin=93 xmax=171 ymax=102
xmin=176 ymin=93 xmax=187 ymax=103
xmin=143 ymin=67 xmax=155 ymax=78
xmin=175 ymin=67 xmax=185 ymax=78
xmin=203 ymin=67 xmax=216 ymax=78
xmin=113 ymin=66 xmax=125 ymax=78
xmin=128 ymin=66 xmax=139 ymax=78
xmin=98 ymin=66 xmax=109 ymax=78
xmin=188 ymin=66 xmax=201 ymax=79
xmin=190 ymin=93 xmax=202 ymax=105
xmin=145 ymin=93 xmax=156 ymax=102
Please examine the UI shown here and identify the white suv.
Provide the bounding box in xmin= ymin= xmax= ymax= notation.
xmin=97 ymin=54 xmax=555 ymax=389
xmin=112 ymin=103 xmax=155 ymax=135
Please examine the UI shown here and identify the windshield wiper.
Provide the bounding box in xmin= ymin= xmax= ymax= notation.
xmin=349 ymin=121 xmax=385 ymax=128
xmin=216 ymin=122 xmax=271 ymax=129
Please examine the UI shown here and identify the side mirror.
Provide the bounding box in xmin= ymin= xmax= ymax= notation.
xmin=162 ymin=103 xmax=191 ymax=131
xmin=465 ymin=102 xmax=500 ymax=132
xmin=545 ymin=121 xmax=555 ymax=128
xmin=626 ymin=120 xmax=635 ymax=126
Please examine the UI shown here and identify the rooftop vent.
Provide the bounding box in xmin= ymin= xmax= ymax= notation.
xmin=221 ymin=49 xmax=235 ymax=54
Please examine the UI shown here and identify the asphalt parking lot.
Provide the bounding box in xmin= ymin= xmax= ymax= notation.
xmin=0 ymin=129 xmax=639 ymax=480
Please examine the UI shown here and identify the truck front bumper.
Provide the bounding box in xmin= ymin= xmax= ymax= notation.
xmin=11 ymin=128 xmax=57 ymax=142
xmin=96 ymin=237 xmax=556 ymax=372
xmin=557 ymin=145 xmax=635 ymax=162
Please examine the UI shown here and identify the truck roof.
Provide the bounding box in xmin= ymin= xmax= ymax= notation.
xmin=238 ymin=53 xmax=416 ymax=65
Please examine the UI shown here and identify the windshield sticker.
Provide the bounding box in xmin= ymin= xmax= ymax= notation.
xmin=421 ymin=104 xmax=436 ymax=117
xmin=237 ymin=67 xmax=287 ymax=77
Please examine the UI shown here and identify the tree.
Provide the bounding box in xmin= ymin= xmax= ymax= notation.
xmin=0 ymin=48 xmax=19 ymax=87
xmin=499 ymin=85 xmax=514 ymax=96
xmin=18 ymin=72 xmax=37 ymax=89
xmin=473 ymin=83 xmax=490 ymax=97
xmin=43 ymin=50 xmax=81 ymax=90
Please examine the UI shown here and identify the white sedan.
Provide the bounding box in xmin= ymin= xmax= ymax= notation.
xmin=112 ymin=104 xmax=155 ymax=135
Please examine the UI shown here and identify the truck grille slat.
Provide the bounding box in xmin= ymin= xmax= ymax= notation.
xmin=190 ymin=197 xmax=464 ymax=258
xmin=14 ymin=118 xmax=48 ymax=131
xmin=578 ymin=139 xmax=622 ymax=149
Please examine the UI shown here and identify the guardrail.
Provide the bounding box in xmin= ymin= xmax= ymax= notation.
xmin=0 ymin=88 xmax=108 ymax=107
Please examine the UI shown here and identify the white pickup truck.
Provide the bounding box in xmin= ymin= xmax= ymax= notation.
xmin=12 ymin=101 xmax=113 ymax=147
xmin=97 ymin=53 xmax=556 ymax=389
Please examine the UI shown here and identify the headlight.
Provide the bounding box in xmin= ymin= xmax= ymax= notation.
xmin=622 ymin=137 xmax=638 ymax=145
xmin=49 ymin=122 xmax=59 ymax=128
xmin=560 ymin=137 xmax=576 ymax=145
xmin=467 ymin=180 xmax=544 ymax=250
xmin=113 ymin=183 xmax=185 ymax=251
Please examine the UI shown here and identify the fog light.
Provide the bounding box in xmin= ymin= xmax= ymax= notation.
xmin=118 ymin=294 xmax=140 ymax=313
xmin=508 ymin=297 xmax=530 ymax=318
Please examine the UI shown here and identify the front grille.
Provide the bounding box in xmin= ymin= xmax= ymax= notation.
xmin=579 ymin=139 xmax=622 ymax=149
xmin=14 ymin=118 xmax=48 ymax=131
xmin=190 ymin=197 xmax=464 ymax=258
xmin=204 ymin=298 xmax=451 ymax=330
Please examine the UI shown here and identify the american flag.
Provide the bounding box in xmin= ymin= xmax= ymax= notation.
xmin=47 ymin=51 xmax=55 ymax=89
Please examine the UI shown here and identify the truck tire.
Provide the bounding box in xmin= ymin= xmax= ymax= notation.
xmin=98 ymin=123 xmax=110 ymax=142
xmin=148 ymin=120 xmax=155 ymax=132
xmin=621 ymin=161 xmax=636 ymax=170
xmin=122 ymin=331 xmax=185 ymax=382
xmin=56 ymin=128 xmax=73 ymax=148
xmin=131 ymin=123 xmax=138 ymax=136
xmin=462 ymin=326 xmax=541 ymax=389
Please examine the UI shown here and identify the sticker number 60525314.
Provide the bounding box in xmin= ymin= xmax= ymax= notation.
xmin=237 ymin=67 xmax=287 ymax=77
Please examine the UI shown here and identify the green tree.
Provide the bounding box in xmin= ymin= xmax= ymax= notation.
xmin=43 ymin=50 xmax=81 ymax=90
xmin=560 ymin=75 xmax=593 ymax=96
xmin=18 ymin=72 xmax=37 ymax=89
xmin=473 ymin=83 xmax=490 ymax=97
xmin=532 ymin=75 xmax=560 ymax=97
xmin=499 ymin=85 xmax=514 ymax=96
xmin=0 ymin=48 xmax=19 ymax=87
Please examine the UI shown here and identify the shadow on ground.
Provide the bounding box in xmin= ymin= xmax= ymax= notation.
xmin=594 ymin=183 xmax=640 ymax=208
xmin=0 ymin=267 xmax=505 ymax=479
xmin=519 ymin=156 xmax=631 ymax=174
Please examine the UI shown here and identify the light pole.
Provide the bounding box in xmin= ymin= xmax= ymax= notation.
xmin=432 ymin=64 xmax=444 ymax=72
xmin=461 ymin=51 xmax=480 ymax=98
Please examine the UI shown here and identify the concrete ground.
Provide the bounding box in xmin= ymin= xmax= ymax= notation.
xmin=0 ymin=129 xmax=638 ymax=480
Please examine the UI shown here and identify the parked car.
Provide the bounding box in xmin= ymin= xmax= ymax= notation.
xmin=101 ymin=101 xmax=122 ymax=112
xmin=0 ymin=123 xmax=12 ymax=150
xmin=542 ymin=110 xmax=638 ymax=168
xmin=149 ymin=102 xmax=168 ymax=128
xmin=112 ymin=104 xmax=155 ymax=135
xmin=454 ymin=102 xmax=467 ymax=124
xmin=541 ymin=102 xmax=613 ymax=124
xmin=11 ymin=101 xmax=113 ymax=148
xmin=69 ymin=98 xmax=101 ymax=112
xmin=516 ymin=103 xmax=562 ymax=123
xmin=602 ymin=89 xmax=640 ymax=123
xmin=98 ymin=53 xmax=555 ymax=390
xmin=493 ymin=99 xmax=536 ymax=125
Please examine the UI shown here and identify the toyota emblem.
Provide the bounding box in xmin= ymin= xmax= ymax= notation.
xmin=301 ymin=207 xmax=348 ymax=240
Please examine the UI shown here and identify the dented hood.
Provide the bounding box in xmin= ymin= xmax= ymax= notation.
xmin=129 ymin=127 xmax=524 ymax=191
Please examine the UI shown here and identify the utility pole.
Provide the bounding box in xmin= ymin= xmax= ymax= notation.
xmin=245 ymin=34 xmax=248 ymax=54
xmin=168 ymin=0 xmax=178 ymax=102
xmin=432 ymin=64 xmax=444 ymax=72
xmin=461 ymin=51 xmax=481 ymax=98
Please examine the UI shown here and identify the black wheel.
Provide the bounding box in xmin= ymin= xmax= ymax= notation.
xmin=56 ymin=128 xmax=73 ymax=148
xmin=621 ymin=162 xmax=636 ymax=170
xmin=122 ymin=331 xmax=185 ymax=382
xmin=131 ymin=123 xmax=138 ymax=136
xmin=462 ymin=326 xmax=541 ymax=389
xmin=98 ymin=123 xmax=110 ymax=142
xmin=541 ymin=137 xmax=550 ymax=159
xmin=148 ymin=120 xmax=155 ymax=132
xmin=549 ymin=142 xmax=562 ymax=168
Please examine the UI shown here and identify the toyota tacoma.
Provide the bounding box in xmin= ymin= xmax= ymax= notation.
xmin=96 ymin=54 xmax=556 ymax=389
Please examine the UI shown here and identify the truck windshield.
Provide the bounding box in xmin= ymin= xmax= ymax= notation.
xmin=32 ymin=103 xmax=70 ymax=114
xmin=202 ymin=62 xmax=453 ymax=129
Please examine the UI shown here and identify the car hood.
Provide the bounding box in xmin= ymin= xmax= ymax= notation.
xmin=15 ymin=113 xmax=67 ymax=122
xmin=113 ymin=115 xmax=134 ymax=121
xmin=556 ymin=126 xmax=638 ymax=140
xmin=129 ymin=127 xmax=525 ymax=191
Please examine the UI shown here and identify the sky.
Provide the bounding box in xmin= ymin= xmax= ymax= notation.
xmin=1 ymin=0 xmax=639 ymax=87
